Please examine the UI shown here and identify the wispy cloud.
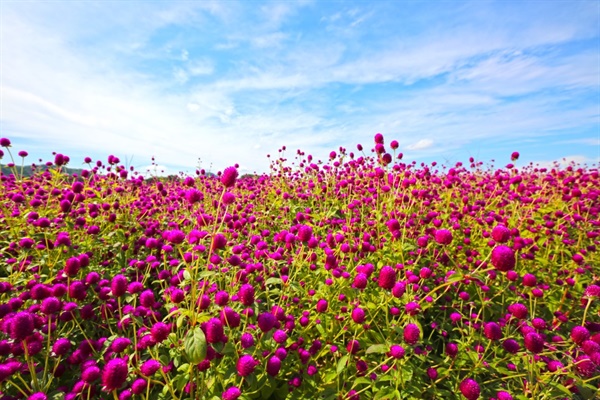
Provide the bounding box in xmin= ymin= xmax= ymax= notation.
xmin=1 ymin=0 xmax=598 ymax=174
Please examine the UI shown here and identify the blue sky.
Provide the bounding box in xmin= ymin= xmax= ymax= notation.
xmin=1 ymin=0 xmax=598 ymax=175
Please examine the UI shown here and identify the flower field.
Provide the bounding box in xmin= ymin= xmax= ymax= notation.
xmin=0 ymin=134 xmax=598 ymax=400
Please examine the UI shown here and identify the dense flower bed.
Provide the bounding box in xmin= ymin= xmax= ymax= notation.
xmin=0 ymin=135 xmax=598 ymax=399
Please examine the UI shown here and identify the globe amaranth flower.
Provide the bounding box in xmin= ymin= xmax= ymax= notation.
xmin=140 ymin=359 xmax=161 ymax=377
xmin=434 ymin=229 xmax=453 ymax=245
xmin=101 ymin=358 xmax=128 ymax=391
xmin=491 ymin=225 xmax=511 ymax=243
xmin=236 ymin=354 xmax=258 ymax=377
xmin=491 ymin=245 xmax=516 ymax=272
xmin=222 ymin=386 xmax=241 ymax=400
xmin=571 ymin=326 xmax=590 ymax=344
xmin=257 ymin=312 xmax=277 ymax=332
xmin=403 ymin=323 xmax=420 ymax=345
xmin=316 ymin=299 xmax=328 ymax=313
xmin=266 ymin=356 xmax=281 ymax=376
xmin=10 ymin=312 xmax=35 ymax=341
xmin=378 ymin=266 xmax=397 ymax=290
xmin=459 ymin=378 xmax=481 ymax=400
xmin=221 ymin=167 xmax=238 ymax=188
xmin=483 ymin=322 xmax=502 ymax=341
xmin=204 ymin=318 xmax=225 ymax=343
xmin=52 ymin=338 xmax=71 ymax=356
xmin=351 ymin=307 xmax=366 ymax=324
xmin=389 ymin=345 xmax=405 ymax=359
xmin=238 ymin=284 xmax=255 ymax=306
xmin=523 ymin=332 xmax=544 ymax=354
xmin=347 ymin=340 xmax=360 ymax=354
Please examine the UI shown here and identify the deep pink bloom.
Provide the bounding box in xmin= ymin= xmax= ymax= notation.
xmin=204 ymin=318 xmax=225 ymax=343
xmin=221 ymin=167 xmax=238 ymax=188
xmin=403 ymin=323 xmax=420 ymax=345
xmin=351 ymin=307 xmax=366 ymax=324
xmin=347 ymin=340 xmax=360 ymax=354
xmin=222 ymin=387 xmax=241 ymax=400
xmin=374 ymin=133 xmax=384 ymax=144
xmin=524 ymin=332 xmax=544 ymax=353
xmin=459 ymin=378 xmax=480 ymax=400
xmin=491 ymin=245 xmax=515 ymax=271
xmin=378 ymin=266 xmax=396 ymax=290
xmin=491 ymin=225 xmax=510 ymax=243
xmin=236 ymin=354 xmax=257 ymax=377
xmin=10 ymin=312 xmax=34 ymax=341
xmin=434 ymin=229 xmax=453 ymax=245
xmin=266 ymin=356 xmax=281 ymax=376
xmin=140 ymin=359 xmax=161 ymax=376
xmin=101 ymin=358 xmax=128 ymax=391
xmin=389 ymin=345 xmax=405 ymax=359
xmin=508 ymin=303 xmax=528 ymax=319
xmin=238 ymin=284 xmax=255 ymax=306
xmin=111 ymin=274 xmax=128 ymax=297
xmin=571 ymin=326 xmax=590 ymax=344
xmin=484 ymin=322 xmax=502 ymax=341
xmin=316 ymin=299 xmax=328 ymax=313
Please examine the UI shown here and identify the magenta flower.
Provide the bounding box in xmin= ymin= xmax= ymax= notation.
xmin=221 ymin=167 xmax=238 ymax=188
xmin=571 ymin=326 xmax=590 ymax=344
xmin=238 ymin=284 xmax=255 ymax=306
xmin=204 ymin=318 xmax=225 ymax=343
xmin=403 ymin=323 xmax=420 ymax=345
xmin=10 ymin=312 xmax=34 ymax=341
xmin=484 ymin=322 xmax=502 ymax=341
xmin=523 ymin=332 xmax=544 ymax=354
xmin=257 ymin=312 xmax=277 ymax=332
xmin=435 ymin=229 xmax=453 ymax=245
xmin=389 ymin=345 xmax=405 ymax=359
xmin=316 ymin=299 xmax=328 ymax=313
xmin=222 ymin=386 xmax=241 ymax=400
xmin=351 ymin=307 xmax=366 ymax=324
xmin=459 ymin=378 xmax=480 ymax=400
xmin=140 ymin=359 xmax=161 ymax=376
xmin=378 ymin=266 xmax=396 ymax=290
xmin=101 ymin=358 xmax=128 ymax=391
xmin=236 ymin=354 xmax=258 ymax=377
xmin=491 ymin=245 xmax=516 ymax=272
xmin=266 ymin=356 xmax=282 ymax=376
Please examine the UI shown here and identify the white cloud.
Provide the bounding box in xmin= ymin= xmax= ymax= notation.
xmin=406 ymin=139 xmax=434 ymax=151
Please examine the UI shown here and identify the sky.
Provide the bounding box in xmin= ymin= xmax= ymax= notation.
xmin=1 ymin=0 xmax=599 ymax=176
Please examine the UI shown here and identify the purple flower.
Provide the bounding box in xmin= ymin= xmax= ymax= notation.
xmin=140 ymin=359 xmax=161 ymax=376
xmin=459 ymin=378 xmax=480 ymax=400
xmin=497 ymin=391 xmax=514 ymax=400
xmin=131 ymin=378 xmax=147 ymax=395
xmin=221 ymin=167 xmax=238 ymax=188
xmin=523 ymin=332 xmax=544 ymax=354
xmin=82 ymin=366 xmax=101 ymax=383
xmin=10 ymin=312 xmax=34 ymax=341
xmin=111 ymin=274 xmax=128 ymax=297
xmin=316 ymin=299 xmax=328 ymax=313
xmin=238 ymin=284 xmax=255 ymax=306
xmin=236 ymin=354 xmax=257 ymax=377
xmin=151 ymin=322 xmax=170 ymax=343
xmin=266 ymin=356 xmax=281 ymax=376
xmin=378 ymin=266 xmax=396 ymax=290
xmin=483 ymin=322 xmax=502 ymax=341
xmin=273 ymin=329 xmax=287 ymax=344
xmin=240 ymin=333 xmax=254 ymax=349
xmin=434 ymin=229 xmax=453 ymax=245
xmin=351 ymin=307 xmax=366 ymax=324
xmin=491 ymin=225 xmax=510 ymax=243
xmin=102 ymin=358 xmax=128 ymax=391
xmin=222 ymin=386 xmax=241 ymax=400
xmin=257 ymin=312 xmax=277 ymax=332
xmin=571 ymin=326 xmax=590 ymax=344
xmin=52 ymin=338 xmax=71 ymax=356
xmin=110 ymin=338 xmax=131 ymax=353
xmin=353 ymin=273 xmax=368 ymax=289
xmin=403 ymin=323 xmax=420 ymax=345
xmin=389 ymin=345 xmax=405 ymax=359
xmin=502 ymin=338 xmax=520 ymax=354
xmin=491 ymin=245 xmax=515 ymax=272
xmin=220 ymin=307 xmax=241 ymax=328
xmin=204 ymin=318 xmax=225 ymax=343
xmin=346 ymin=340 xmax=360 ymax=354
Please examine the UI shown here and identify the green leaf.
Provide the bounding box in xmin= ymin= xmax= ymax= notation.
xmin=366 ymin=344 xmax=388 ymax=354
xmin=337 ymin=355 xmax=349 ymax=375
xmin=265 ymin=277 xmax=282 ymax=286
xmin=184 ymin=326 xmax=207 ymax=364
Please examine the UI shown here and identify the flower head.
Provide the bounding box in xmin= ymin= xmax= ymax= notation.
xmin=101 ymin=358 xmax=128 ymax=391
xmin=221 ymin=167 xmax=238 ymax=188
xmin=459 ymin=378 xmax=480 ymax=400
xmin=403 ymin=323 xmax=420 ymax=345
xmin=378 ymin=266 xmax=397 ymax=290
xmin=236 ymin=354 xmax=257 ymax=377
xmin=491 ymin=245 xmax=516 ymax=272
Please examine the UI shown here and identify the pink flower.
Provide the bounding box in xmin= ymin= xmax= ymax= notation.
xmin=491 ymin=245 xmax=515 ymax=271
xmin=403 ymin=323 xmax=420 ymax=345
xmin=378 ymin=266 xmax=396 ymax=290
xmin=236 ymin=355 xmax=257 ymax=377
xmin=101 ymin=358 xmax=128 ymax=391
xmin=459 ymin=378 xmax=480 ymax=400
xmin=221 ymin=167 xmax=238 ymax=188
